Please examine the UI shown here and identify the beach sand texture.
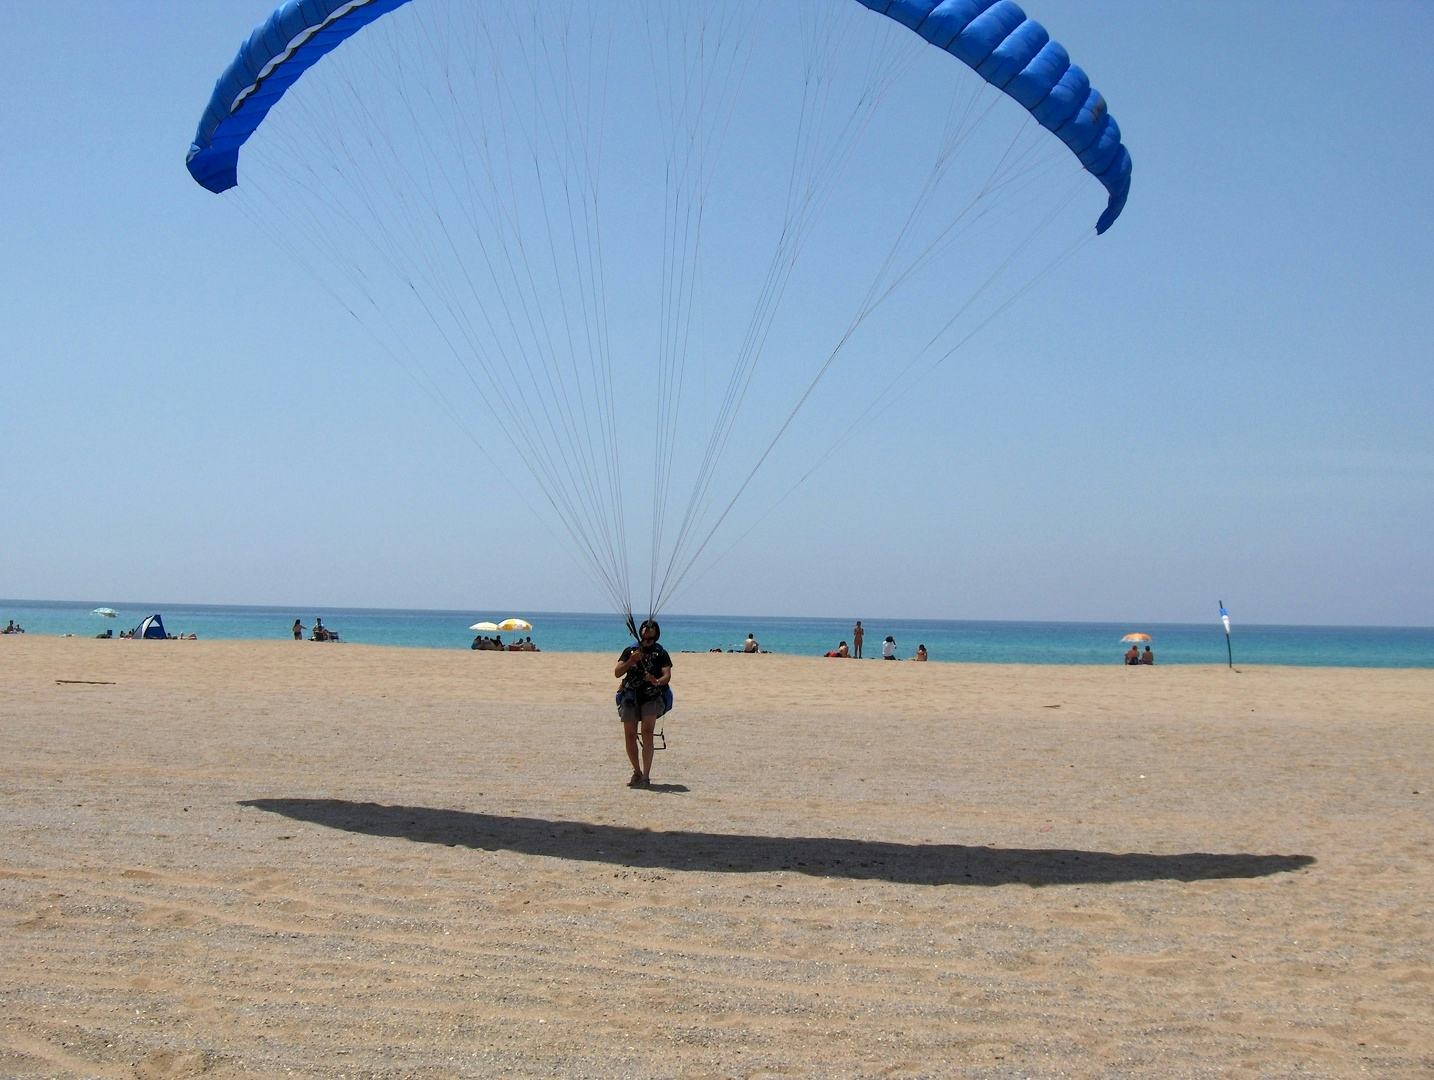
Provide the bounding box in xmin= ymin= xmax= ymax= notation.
xmin=1 ymin=638 xmax=1430 ymax=1078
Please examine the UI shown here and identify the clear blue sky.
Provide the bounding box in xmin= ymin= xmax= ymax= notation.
xmin=3 ymin=1 xmax=1431 ymax=626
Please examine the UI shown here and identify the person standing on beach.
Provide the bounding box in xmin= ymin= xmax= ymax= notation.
xmin=614 ymin=619 xmax=672 ymax=789
xmin=292 ymin=619 xmax=304 ymax=641
xmin=852 ymin=620 xmax=864 ymax=659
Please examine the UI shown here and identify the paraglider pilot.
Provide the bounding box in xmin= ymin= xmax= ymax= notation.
xmin=615 ymin=619 xmax=672 ymax=789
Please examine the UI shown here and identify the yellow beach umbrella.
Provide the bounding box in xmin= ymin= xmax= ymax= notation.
xmin=1120 ymin=632 xmax=1152 ymax=643
xmin=497 ymin=617 xmax=533 ymax=633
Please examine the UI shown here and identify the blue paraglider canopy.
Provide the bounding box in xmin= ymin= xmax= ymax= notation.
xmin=186 ymin=0 xmax=1130 ymax=230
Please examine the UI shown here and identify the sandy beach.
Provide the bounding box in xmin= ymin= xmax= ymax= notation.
xmin=1 ymin=637 xmax=1430 ymax=1078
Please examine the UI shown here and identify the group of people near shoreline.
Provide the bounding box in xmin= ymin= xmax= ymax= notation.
xmin=293 ymin=619 xmax=340 ymax=642
xmin=472 ymin=635 xmax=540 ymax=652
xmin=1125 ymin=644 xmax=1155 ymax=665
xmin=3 ymin=620 xmax=24 ymax=634
xmin=706 ymin=633 xmax=772 ymax=653
xmin=100 ymin=628 xmax=196 ymax=640
xmin=824 ymin=620 xmax=927 ymax=661
xmin=719 ymin=622 xmax=929 ymax=661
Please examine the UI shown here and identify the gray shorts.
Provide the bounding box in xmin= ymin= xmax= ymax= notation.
xmin=618 ymin=696 xmax=663 ymax=724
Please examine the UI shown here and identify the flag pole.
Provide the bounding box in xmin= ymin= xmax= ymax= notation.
xmin=1219 ymin=601 xmax=1233 ymax=669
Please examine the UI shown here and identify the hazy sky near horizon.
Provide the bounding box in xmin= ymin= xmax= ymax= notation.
xmin=4 ymin=1 xmax=1432 ymax=627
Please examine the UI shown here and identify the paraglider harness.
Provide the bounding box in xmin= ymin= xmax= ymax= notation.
xmin=617 ymin=613 xmax=672 ymax=750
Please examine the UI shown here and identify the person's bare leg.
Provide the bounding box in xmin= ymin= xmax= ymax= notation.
xmin=640 ymin=715 xmax=657 ymax=783
xmin=623 ymin=720 xmax=642 ymax=783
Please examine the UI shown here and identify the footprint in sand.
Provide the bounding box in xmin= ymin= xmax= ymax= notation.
xmin=134 ymin=1049 xmax=217 ymax=1078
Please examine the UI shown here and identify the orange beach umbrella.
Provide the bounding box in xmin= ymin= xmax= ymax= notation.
xmin=1120 ymin=632 xmax=1152 ymax=643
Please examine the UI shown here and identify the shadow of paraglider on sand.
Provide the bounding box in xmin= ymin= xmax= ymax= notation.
xmin=241 ymin=798 xmax=1313 ymax=888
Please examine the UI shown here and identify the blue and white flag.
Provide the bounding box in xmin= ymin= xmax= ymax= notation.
xmin=1219 ymin=602 xmax=1231 ymax=637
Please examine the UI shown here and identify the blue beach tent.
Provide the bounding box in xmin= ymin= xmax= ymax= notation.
xmin=135 ymin=614 xmax=168 ymax=639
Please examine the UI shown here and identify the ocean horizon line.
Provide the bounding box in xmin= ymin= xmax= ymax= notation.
xmin=4 ymin=597 xmax=1429 ymax=634
xmin=5 ymin=597 xmax=1432 ymax=667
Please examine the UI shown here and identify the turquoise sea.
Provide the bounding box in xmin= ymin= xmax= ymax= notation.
xmin=2 ymin=599 xmax=1431 ymax=668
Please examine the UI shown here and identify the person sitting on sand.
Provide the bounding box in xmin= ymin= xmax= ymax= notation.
xmin=836 ymin=640 xmax=849 ymax=658
xmin=615 ymin=619 xmax=672 ymax=789
xmin=1124 ymin=645 xmax=1140 ymax=665
xmin=1140 ymin=645 xmax=1154 ymax=665
xmin=914 ymin=644 xmax=928 ymax=662
xmin=744 ymin=634 xmax=759 ymax=653
xmin=882 ymin=635 xmax=897 ymax=660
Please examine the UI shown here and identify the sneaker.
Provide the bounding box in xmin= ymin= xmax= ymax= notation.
xmin=627 ymin=770 xmax=643 ymax=788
